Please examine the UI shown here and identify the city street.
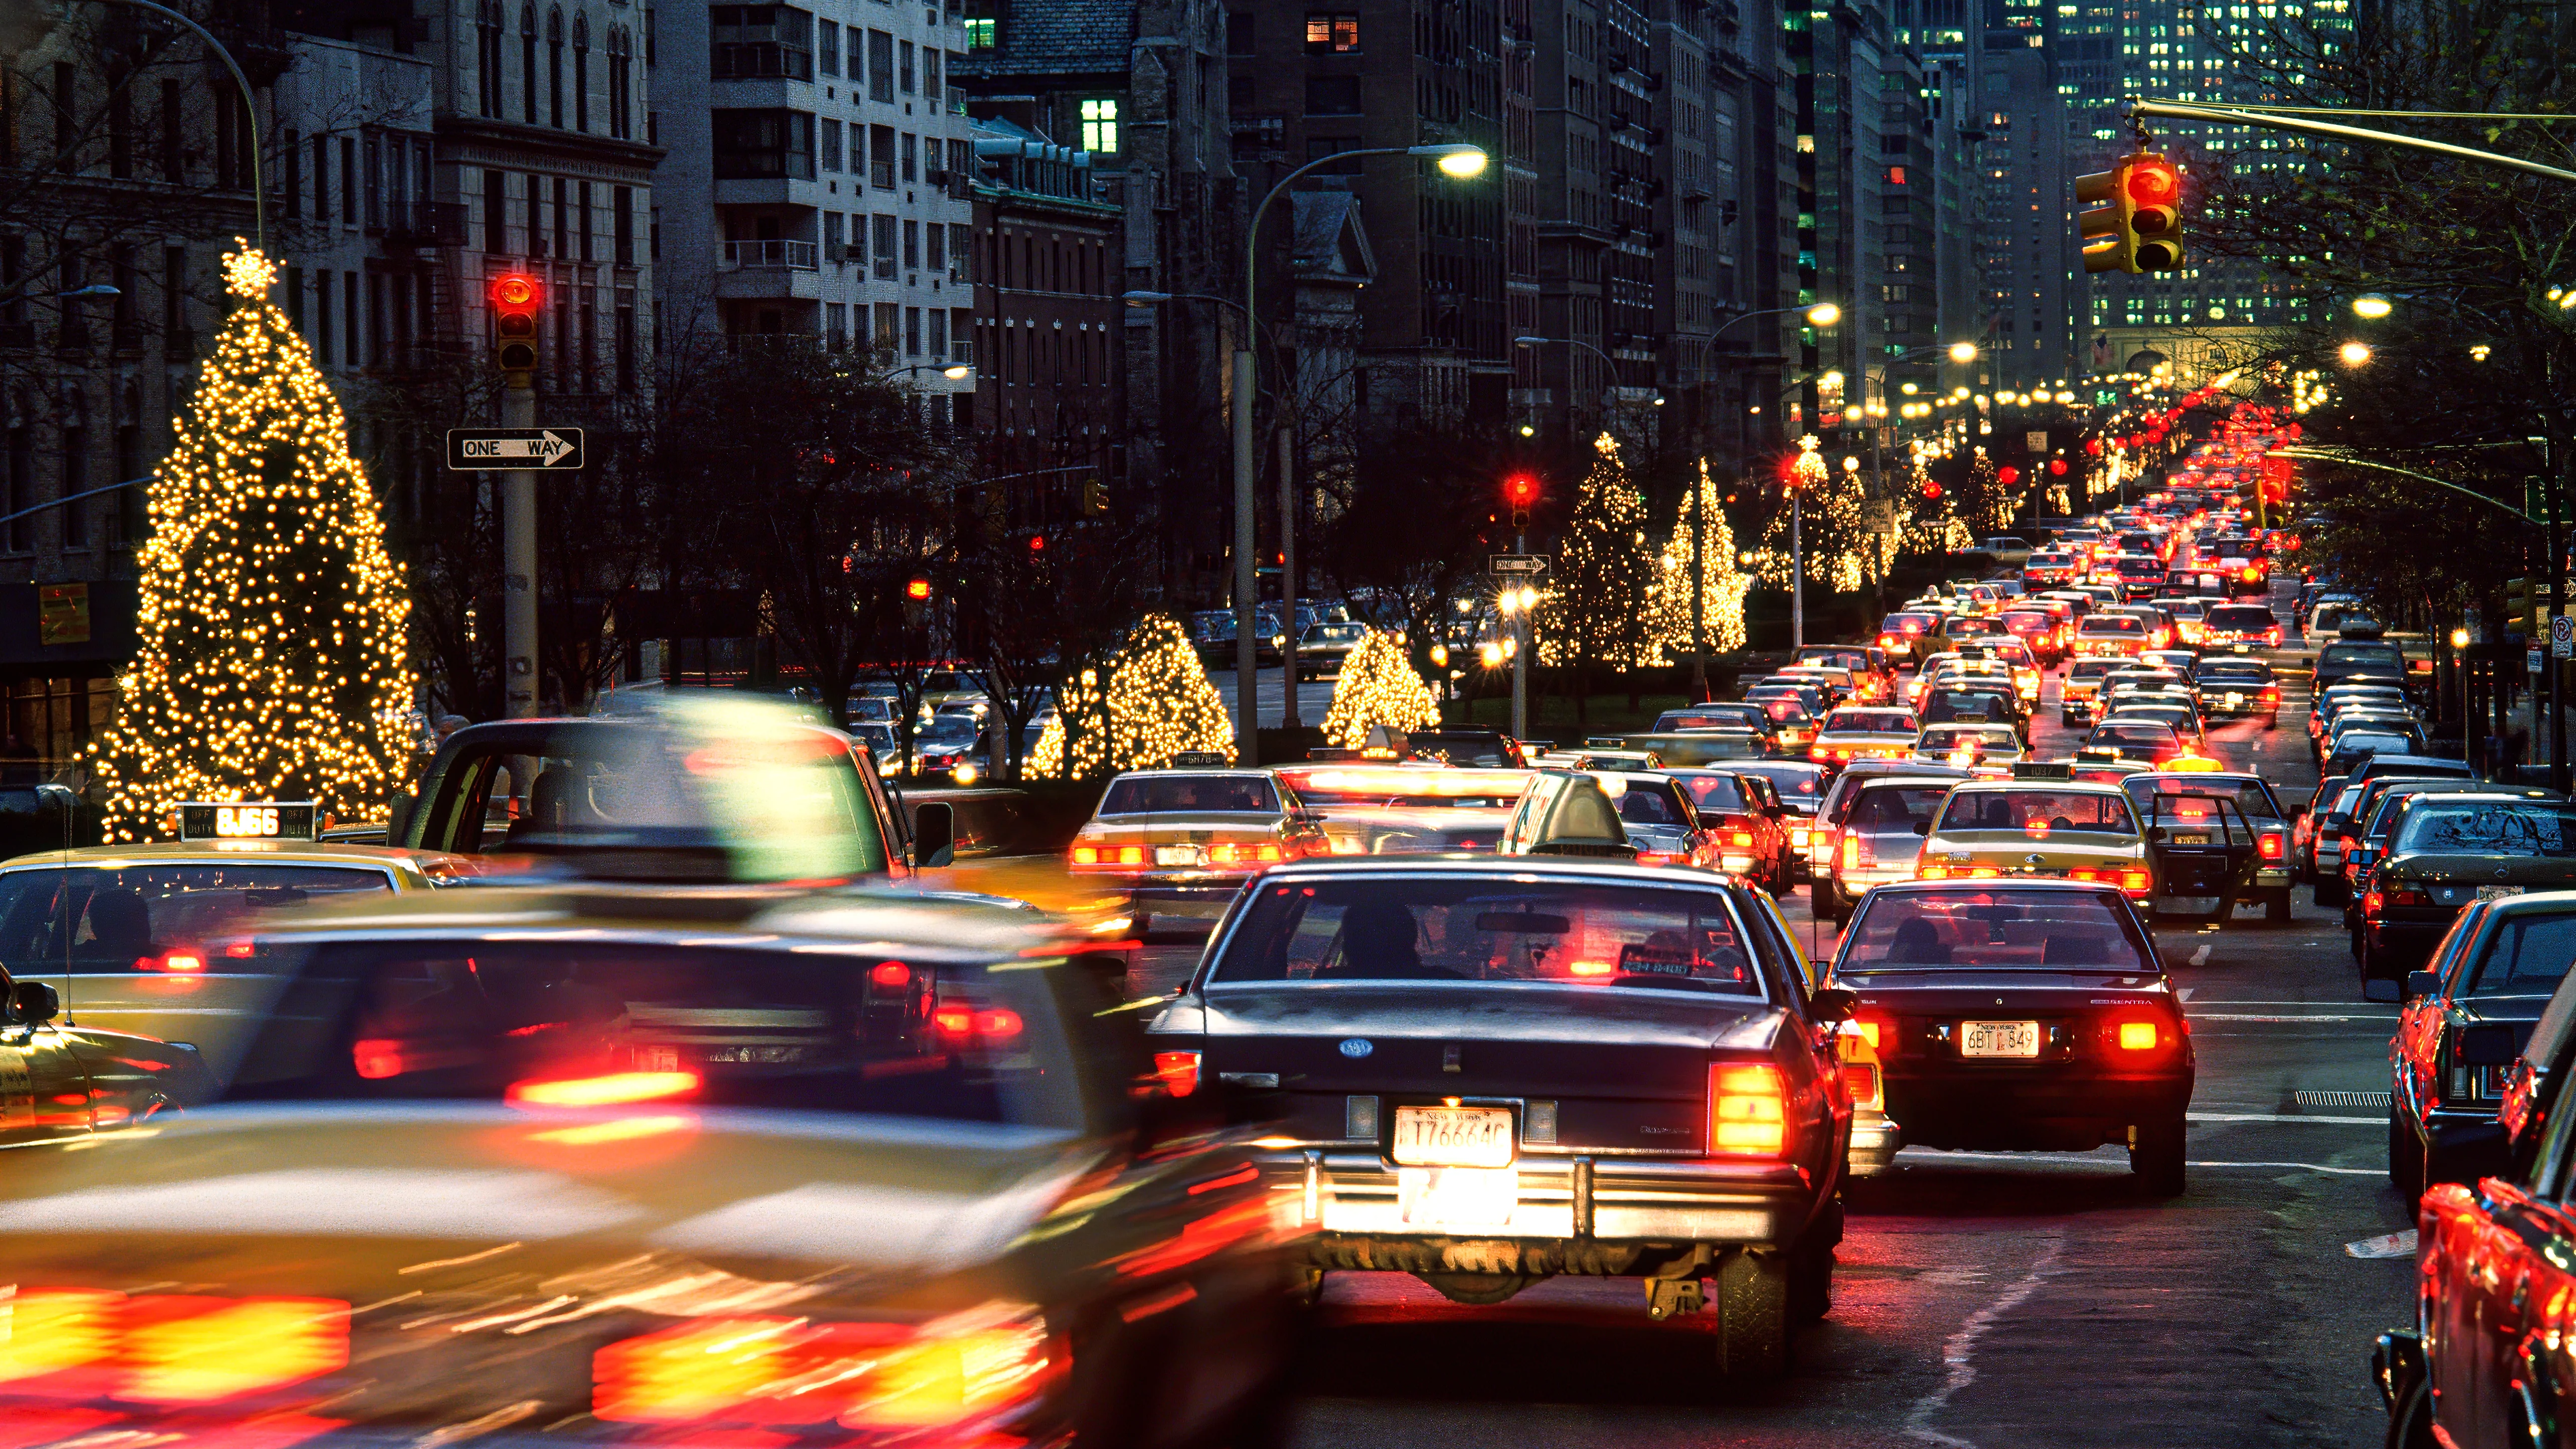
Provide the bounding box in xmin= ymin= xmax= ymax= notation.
xmin=1151 ymin=587 xmax=2416 ymax=1446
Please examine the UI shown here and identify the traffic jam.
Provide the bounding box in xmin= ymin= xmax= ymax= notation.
xmin=0 ymin=413 xmax=2552 ymax=1445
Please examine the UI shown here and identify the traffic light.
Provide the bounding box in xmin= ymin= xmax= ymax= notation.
xmin=1503 ymin=472 xmax=1540 ymax=527
xmin=1081 ymin=473 xmax=1107 ymax=516
xmin=905 ymin=577 xmax=932 ymax=601
xmin=2074 ymin=153 xmax=2185 ymax=275
xmin=492 ymin=273 xmax=540 ymax=382
xmin=2510 ymin=578 xmax=2538 ymax=636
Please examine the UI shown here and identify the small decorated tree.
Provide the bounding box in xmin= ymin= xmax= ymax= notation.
xmin=1751 ymin=435 xmax=1871 ymax=594
xmin=89 ymin=244 xmax=416 ymax=840
xmin=1538 ymin=432 xmax=1654 ymax=676
xmin=1027 ymin=613 xmax=1234 ymax=778
xmin=1646 ymin=460 xmax=1751 ymax=659
xmin=1322 ymin=630 xmax=1440 ymax=748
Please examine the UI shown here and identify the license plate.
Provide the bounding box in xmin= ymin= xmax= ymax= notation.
xmin=1154 ymin=844 xmax=1199 ymax=867
xmin=634 ymin=1044 xmax=682 ymax=1073
xmin=1961 ymin=1021 xmax=2041 ymax=1058
xmin=1396 ymin=1166 xmax=1518 ymax=1231
xmin=2171 ymin=833 xmax=2210 ymax=846
xmin=2223 ymin=692 xmax=2243 ymax=707
xmin=2479 ymin=884 xmax=2526 ymax=901
xmin=1390 ymin=1104 xmax=1516 ymax=1167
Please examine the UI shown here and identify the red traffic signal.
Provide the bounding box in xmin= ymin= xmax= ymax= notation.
xmin=1503 ymin=473 xmax=1540 ymax=507
xmin=1920 ymin=481 xmax=1943 ymax=501
xmin=492 ymin=273 xmax=541 ymax=378
xmin=1997 ymin=465 xmax=2020 ymax=487
xmin=1027 ymin=534 xmax=1045 ymax=552
xmin=2124 ymin=159 xmax=2178 ymax=208
xmin=905 ymin=578 xmax=932 ymax=600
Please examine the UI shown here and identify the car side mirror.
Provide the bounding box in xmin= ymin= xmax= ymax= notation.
xmin=1810 ymin=987 xmax=1858 ymax=1023
xmin=911 ymin=800 xmax=955 ymax=869
xmin=2458 ymin=1020 xmax=2520 ymax=1067
xmin=11 ymin=980 xmax=58 ymax=1025
xmin=1912 ymin=821 xmax=1930 ymax=836
xmin=2403 ymin=970 xmax=2441 ymax=1002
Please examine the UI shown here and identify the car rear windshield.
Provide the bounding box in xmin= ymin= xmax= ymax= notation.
xmin=1677 ymin=774 xmax=1749 ymax=811
xmin=1614 ymin=783 xmax=1691 ymax=827
xmin=1211 ymin=877 xmax=1766 ymax=997
xmin=1940 ymin=790 xmax=2137 ymax=835
xmin=1842 ymin=890 xmax=2148 ymax=971
xmin=2206 ymin=605 xmax=2276 ymax=629
xmin=2081 ymin=616 xmax=2146 ymax=634
xmin=1883 ymin=613 xmax=1935 ymax=633
xmin=0 ymin=865 xmax=396 ymax=974
xmin=1725 ymin=763 xmax=1824 ymax=803
xmin=1849 ymin=785 xmax=1954 ymax=830
xmin=2123 ymin=778 xmax=2279 ymax=819
xmin=1825 ymin=710 xmax=1915 ymax=733
xmin=2396 ymin=803 xmax=2576 ymax=857
xmin=222 ymin=940 xmax=1078 ymax=1129
xmin=2321 ymin=642 xmax=2406 ymax=672
xmin=1097 ymin=775 xmax=1279 ymax=815
xmin=2466 ymin=913 xmax=2576 ymax=998
xmin=2197 ymin=664 xmax=2274 ymax=684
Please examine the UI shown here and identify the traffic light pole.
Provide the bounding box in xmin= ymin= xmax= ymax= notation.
xmin=503 ymin=379 xmax=538 ymax=716
xmin=1279 ymin=425 xmax=1300 ymax=728
xmin=1233 ymin=349 xmax=1258 ymax=765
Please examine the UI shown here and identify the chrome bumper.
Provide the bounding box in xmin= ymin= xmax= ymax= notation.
xmin=1847 ymin=1108 xmax=1901 ymax=1177
xmin=1257 ymin=1148 xmax=1803 ymax=1248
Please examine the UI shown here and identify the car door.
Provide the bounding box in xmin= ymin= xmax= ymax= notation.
xmin=0 ymin=972 xmax=92 ymax=1149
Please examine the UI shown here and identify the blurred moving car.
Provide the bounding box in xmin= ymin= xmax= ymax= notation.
xmin=1147 ymin=850 xmax=1853 ymax=1380
xmin=1659 ymin=768 xmax=1792 ymax=886
xmin=1273 ymin=765 xmax=1530 ymax=857
xmin=2191 ymin=657 xmax=2280 ymax=726
xmin=1809 ymin=707 xmax=1921 ymax=771
xmin=1726 ymin=760 xmax=1830 ymax=881
xmin=1828 ymin=882 xmax=2193 ymax=1192
xmin=2387 ymin=892 xmax=2576 ymax=1197
xmin=1067 ymin=768 xmax=1328 ymax=936
xmin=0 ymin=885 xmax=1299 ymax=1448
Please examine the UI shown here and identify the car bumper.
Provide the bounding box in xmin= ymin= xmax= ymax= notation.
xmin=1260 ymin=1149 xmax=1817 ymax=1272
xmin=1847 ymin=1106 xmax=1901 ymax=1176
xmin=1882 ymin=1069 xmax=2193 ymax=1149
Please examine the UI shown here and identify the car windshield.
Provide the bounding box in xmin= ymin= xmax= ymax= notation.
xmin=1883 ymin=613 xmax=1935 ymax=633
xmin=1725 ymin=764 xmax=1824 ymax=803
xmin=2207 ymin=605 xmax=2276 ymax=629
xmin=1097 ymin=775 xmax=1279 ymax=815
xmin=1614 ymin=783 xmax=1690 ymax=826
xmin=2123 ymin=778 xmax=2279 ymax=819
xmin=1841 ymin=890 xmax=2147 ymax=971
xmin=921 ymin=716 xmax=981 ymax=745
xmin=2396 ymin=803 xmax=2576 ymax=857
xmin=1211 ymin=877 xmax=1765 ymax=996
xmin=1309 ymin=623 xmax=1367 ymax=642
xmin=2334 ymin=733 xmax=2414 ymax=758
xmin=224 ymin=940 xmax=1076 ymax=1129
xmin=1939 ymin=790 xmax=2137 ymax=835
xmin=1678 ymin=775 xmax=1749 ymax=811
xmin=1850 ymin=785 xmax=1953 ymax=830
xmin=2321 ymin=642 xmax=2406 ymax=672
xmin=1918 ymin=727 xmax=2009 ymax=752
xmin=1825 ymin=710 xmax=1914 ymax=733
xmin=851 ymin=723 xmax=896 ymax=747
xmin=2465 ymin=913 xmax=2576 ymax=998
xmin=2082 ymin=617 xmax=2146 ymax=635
xmin=1747 ymin=697 xmax=1814 ymax=722
xmin=2197 ymin=667 xmax=2272 ymax=686
xmin=0 ymin=865 xmax=396 ymax=975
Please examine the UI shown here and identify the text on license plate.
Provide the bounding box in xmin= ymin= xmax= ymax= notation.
xmin=1390 ymin=1105 xmax=1516 ymax=1167
xmin=1154 ymin=845 xmax=1199 ymax=866
xmin=2478 ymin=884 xmax=2526 ymax=901
xmin=1961 ymin=1020 xmax=2042 ymax=1058
xmin=2171 ymin=833 xmax=2210 ymax=846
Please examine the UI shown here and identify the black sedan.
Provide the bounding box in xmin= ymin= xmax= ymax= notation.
xmin=2355 ymin=794 xmax=2576 ymax=985
xmin=2387 ymin=892 xmax=2576 ymax=1195
xmin=1148 ymin=854 xmax=1853 ymax=1381
xmin=1825 ymin=880 xmax=2195 ymax=1193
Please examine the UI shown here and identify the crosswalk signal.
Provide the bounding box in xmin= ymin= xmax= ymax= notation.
xmin=2075 ymin=153 xmax=2185 ymax=275
xmin=492 ymin=273 xmax=540 ymax=382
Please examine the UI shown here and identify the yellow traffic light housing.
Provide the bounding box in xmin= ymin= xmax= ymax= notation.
xmin=2075 ymin=152 xmax=2186 ymax=275
xmin=492 ymin=273 xmax=541 ymax=383
xmin=2076 ymin=167 xmax=2130 ymax=274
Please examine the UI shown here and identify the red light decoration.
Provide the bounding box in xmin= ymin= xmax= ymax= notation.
xmin=904 ymin=578 xmax=931 ymax=600
xmin=2084 ymin=439 xmax=2103 ymax=456
xmin=1027 ymin=534 xmax=1045 ymax=551
xmin=1997 ymin=465 xmax=2020 ymax=487
xmin=2048 ymin=458 xmax=2068 ymax=475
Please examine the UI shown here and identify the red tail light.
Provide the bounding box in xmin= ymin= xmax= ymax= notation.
xmin=1707 ymin=1062 xmax=1791 ymax=1156
xmin=594 ymin=1310 xmax=1055 ymax=1428
xmin=2339 ymin=834 xmax=2359 ymax=855
xmin=2362 ymin=889 xmax=2382 ymax=916
xmin=508 ymin=1071 xmax=701 ymax=1108
xmin=1152 ymin=1050 xmax=1202 ymax=1097
xmin=1634 ymin=851 xmax=1673 ymax=866
xmin=2114 ymin=1018 xmax=2164 ymax=1051
xmin=1838 ymin=1062 xmax=1881 ymax=1107
xmin=1841 ymin=834 xmax=1872 ymax=870
xmin=1070 ymin=846 xmax=1099 ymax=865
xmin=2257 ymin=834 xmax=2284 ymax=859
xmin=936 ymin=1006 xmax=1024 ymax=1040
xmin=138 ymin=948 xmax=205 ymax=973
xmin=871 ymin=960 xmax=913 ymax=989
xmin=0 ymin=1287 xmax=350 ymax=1404
xmin=2381 ymin=886 xmax=2432 ymax=910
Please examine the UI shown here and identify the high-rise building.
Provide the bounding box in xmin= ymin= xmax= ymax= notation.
xmin=1969 ymin=21 xmax=2073 ymax=387
xmin=655 ymin=0 xmax=978 ymax=431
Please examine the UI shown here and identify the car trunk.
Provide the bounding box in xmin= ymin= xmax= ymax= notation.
xmin=1195 ymin=983 xmax=1777 ymax=1152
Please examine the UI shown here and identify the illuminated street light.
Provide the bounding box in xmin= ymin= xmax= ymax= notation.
xmin=1411 ymin=142 xmax=1490 ymax=177
xmin=1806 ymin=302 xmax=1842 ymax=327
xmin=2352 ymin=294 xmax=2392 ymax=319
xmin=2339 ymin=341 xmax=2373 ymax=366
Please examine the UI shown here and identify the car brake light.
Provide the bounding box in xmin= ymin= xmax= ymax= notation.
xmin=1708 ymin=1062 xmax=1790 ymax=1155
xmin=2117 ymin=1020 xmax=2160 ymax=1051
xmin=2338 ymin=835 xmax=2358 ymax=855
xmin=1116 ymin=846 xmax=1146 ymax=865
xmin=1152 ymin=1050 xmax=1201 ymax=1097
xmin=2382 ymin=886 xmax=2431 ymax=909
xmin=1841 ymin=835 xmax=1869 ymax=870
xmin=870 ymin=960 xmax=912 ymax=989
xmin=2363 ymin=890 xmax=2382 ymax=916
xmin=1727 ymin=830 xmax=1755 ymax=848
xmin=1070 ymin=846 xmax=1099 ymax=864
xmin=1634 ymin=851 xmax=1673 ymax=866
xmin=593 ymin=1309 xmax=1055 ymax=1429
xmin=1206 ymin=843 xmax=1239 ymax=864
xmin=0 ymin=1287 xmax=351 ymax=1404
xmin=1839 ymin=1062 xmax=1880 ymax=1107
xmin=140 ymin=948 xmax=205 ymax=973
xmin=1255 ymin=843 xmax=1282 ymax=862
xmin=508 ymin=1071 xmax=702 ymax=1108
xmin=2257 ymin=834 xmax=2284 ymax=859
xmin=936 ymin=1006 xmax=1024 ymax=1040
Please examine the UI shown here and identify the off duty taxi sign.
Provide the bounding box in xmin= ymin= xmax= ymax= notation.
xmin=178 ymin=801 xmax=318 ymax=842
xmin=445 ymin=428 xmax=585 ymax=470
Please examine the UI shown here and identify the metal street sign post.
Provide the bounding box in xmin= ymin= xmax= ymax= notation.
xmin=445 ymin=428 xmax=586 ymax=471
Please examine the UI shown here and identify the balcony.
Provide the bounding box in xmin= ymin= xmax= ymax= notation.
xmin=716 ymin=239 xmax=823 ymax=301
xmin=721 ymin=239 xmax=819 ymax=269
xmin=712 ymin=42 xmax=815 ymax=81
xmin=384 ymin=201 xmax=470 ymax=249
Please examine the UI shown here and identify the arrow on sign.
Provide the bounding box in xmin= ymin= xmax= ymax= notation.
xmin=468 ymin=430 xmax=578 ymax=465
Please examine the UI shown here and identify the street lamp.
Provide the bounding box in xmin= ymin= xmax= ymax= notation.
xmin=2352 ymin=294 xmax=2393 ymax=319
xmin=1947 ymin=340 xmax=1978 ymax=365
xmin=1232 ymin=141 xmax=1489 ymax=761
xmin=2339 ymin=341 xmax=2373 ymax=367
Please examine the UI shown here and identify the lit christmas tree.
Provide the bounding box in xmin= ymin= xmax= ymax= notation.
xmin=89 ymin=243 xmax=416 ymax=841
xmin=1027 ymin=613 xmax=1234 ymax=778
xmin=1322 ymin=630 xmax=1440 ymax=748
xmin=1750 ymin=435 xmax=1870 ymax=594
xmin=1646 ymin=460 xmax=1750 ymax=658
xmin=1538 ymin=432 xmax=1653 ymax=670
xmin=1957 ymin=446 xmax=2013 ymax=537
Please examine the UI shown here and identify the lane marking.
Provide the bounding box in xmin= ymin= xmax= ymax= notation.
xmin=2178 ymin=987 xmax=2194 ymax=1001
xmin=1892 ymin=1148 xmax=2382 ymax=1175
xmin=2348 ymin=1230 xmax=2416 ymax=1259
xmin=2192 ymin=1013 xmax=2385 ymax=1023
xmin=2188 ymin=1111 xmax=2379 ymax=1124
xmin=2189 ymin=943 xmax=2213 ymax=965
xmin=1903 ymin=1229 xmax=2065 ymax=1448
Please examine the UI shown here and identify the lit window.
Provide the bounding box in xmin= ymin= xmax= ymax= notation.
xmin=964 ymin=16 xmax=995 ymax=49
xmin=1081 ymin=98 xmax=1119 ymax=152
xmin=1306 ymin=13 xmax=1359 ymax=50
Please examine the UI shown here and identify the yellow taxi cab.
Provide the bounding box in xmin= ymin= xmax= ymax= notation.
xmin=1959 ymin=639 xmax=2044 ymax=707
xmin=1270 ymin=763 xmax=1530 ymax=855
xmin=1066 ymin=764 xmax=1329 ymax=933
xmin=1911 ymin=722 xmax=2026 ymax=770
xmin=0 ymin=799 xmax=474 ymax=1073
xmin=1809 ymin=706 xmax=1921 ymax=768
xmin=1911 ymin=767 xmax=2158 ymax=912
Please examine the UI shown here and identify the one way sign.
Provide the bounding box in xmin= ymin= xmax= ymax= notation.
xmin=445 ymin=427 xmax=585 ymax=470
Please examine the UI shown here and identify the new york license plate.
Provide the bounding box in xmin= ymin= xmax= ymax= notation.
xmin=1154 ymin=845 xmax=1199 ymax=867
xmin=1961 ymin=1020 xmax=2041 ymax=1058
xmin=2172 ymin=833 xmax=2210 ymax=846
xmin=1390 ymin=1104 xmax=1516 ymax=1167
xmin=2479 ymin=884 xmax=2526 ymax=901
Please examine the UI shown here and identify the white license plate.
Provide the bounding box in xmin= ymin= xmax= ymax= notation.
xmin=2479 ymin=884 xmax=2526 ymax=901
xmin=2171 ymin=833 xmax=2210 ymax=846
xmin=1396 ymin=1166 xmax=1518 ymax=1231
xmin=1154 ymin=845 xmax=1199 ymax=867
xmin=1961 ymin=1020 xmax=2041 ymax=1058
xmin=1390 ymin=1104 xmax=1517 ymax=1167
xmin=634 ymin=1044 xmax=682 ymax=1073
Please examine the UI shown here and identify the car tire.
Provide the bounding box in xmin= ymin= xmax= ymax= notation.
xmin=1711 ymin=1248 xmax=1793 ymax=1381
xmin=2131 ymin=1114 xmax=2186 ymax=1197
xmin=2266 ymin=889 xmax=2293 ymax=925
xmin=2385 ymin=1373 xmax=2436 ymax=1449
xmin=1789 ymin=1220 xmax=1838 ymax=1324
xmin=2387 ymin=1107 xmax=2423 ymax=1196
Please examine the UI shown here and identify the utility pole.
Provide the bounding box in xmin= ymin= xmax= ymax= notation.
xmin=1790 ymin=490 xmax=1805 ymax=651
xmin=1232 ymin=348 xmax=1258 ymax=764
xmin=1689 ymin=477 xmax=1706 ymax=701
xmin=503 ymin=382 xmax=537 ymax=716
xmin=1279 ymin=424 xmax=1300 ymax=728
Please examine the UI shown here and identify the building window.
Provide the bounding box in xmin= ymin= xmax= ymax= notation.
xmin=872 ymin=214 xmax=897 ymax=280
xmin=867 ymin=30 xmax=895 ymax=101
xmin=614 ymin=185 xmax=633 ymax=264
xmin=873 ymin=301 xmax=898 ymax=353
xmin=485 ymin=168 xmax=507 ymax=253
xmin=899 ymin=39 xmax=914 ymax=93
xmin=902 ymin=218 xmax=918 ymax=269
xmin=904 ymin=306 xmax=920 ymax=356
xmin=1305 ymin=13 xmax=1358 ymax=50
xmin=478 ymin=1 xmax=505 ymax=117
xmin=5 ymin=429 xmax=28 ymax=552
xmin=711 ymin=5 xmax=814 ymax=79
xmin=547 ymin=7 xmax=565 ymax=127
xmin=964 ymin=16 xmax=994 ymax=49
xmin=818 ymin=19 xmax=838 ymax=74
xmin=925 ymin=223 xmax=944 ymax=272
xmin=521 ymin=6 xmax=539 ymax=124
xmin=112 ymin=424 xmax=138 ymax=546
xmin=1304 ymin=76 xmax=1359 ymax=114
xmin=1227 ymin=12 xmax=1254 ymax=53
xmin=869 ymin=123 xmax=895 ymax=187
xmin=607 ymin=25 xmax=632 ymax=137
xmin=820 ymin=118 xmax=841 ymax=170
xmin=1080 ymin=98 xmax=1118 ymax=152
xmin=341 ymin=136 xmax=357 ymax=221
xmin=712 ymin=109 xmax=816 ymax=179
xmin=900 ymin=132 xmax=916 ymax=181
xmin=60 ymin=426 xmax=86 ymax=548
xmin=572 ymin=13 xmax=590 ymax=131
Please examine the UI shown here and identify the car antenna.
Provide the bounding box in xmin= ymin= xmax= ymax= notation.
xmin=35 ymin=783 xmax=76 ymax=1026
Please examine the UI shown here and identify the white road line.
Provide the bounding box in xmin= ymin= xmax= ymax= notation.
xmin=1903 ymin=1229 xmax=2065 ymax=1448
xmin=2188 ymin=1111 xmax=2379 ymax=1125
xmin=2194 ymin=1160 xmax=2383 ymax=1176
xmin=2192 ymin=1013 xmax=2385 ymax=1023
xmin=2178 ymin=987 xmax=2195 ymax=1001
xmin=2189 ymin=943 xmax=2213 ymax=965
